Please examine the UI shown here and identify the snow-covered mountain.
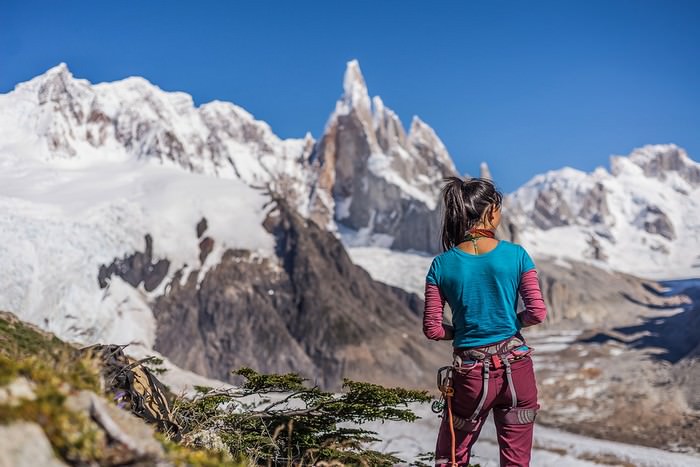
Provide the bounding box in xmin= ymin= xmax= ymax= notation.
xmin=0 ymin=63 xmax=294 ymax=347
xmin=2 ymin=60 xmax=699 ymax=386
xmin=0 ymin=61 xmax=454 ymax=388
xmin=11 ymin=62 xmax=316 ymax=176
xmin=507 ymin=144 xmax=700 ymax=280
xmin=2 ymin=60 xmax=457 ymax=252
xmin=0 ymin=61 xmax=317 ymax=213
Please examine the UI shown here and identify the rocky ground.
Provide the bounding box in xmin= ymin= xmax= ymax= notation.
xmin=360 ymin=325 xmax=700 ymax=465
xmin=366 ymin=402 xmax=700 ymax=467
xmin=530 ymin=329 xmax=700 ymax=454
xmin=515 ymin=277 xmax=700 ymax=455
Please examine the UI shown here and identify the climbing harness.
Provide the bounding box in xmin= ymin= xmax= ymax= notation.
xmin=434 ymin=335 xmax=538 ymax=466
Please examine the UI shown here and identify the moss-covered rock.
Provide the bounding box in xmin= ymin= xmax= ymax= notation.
xmin=0 ymin=311 xmax=237 ymax=467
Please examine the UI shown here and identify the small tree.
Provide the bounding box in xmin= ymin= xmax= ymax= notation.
xmin=173 ymin=368 xmax=433 ymax=466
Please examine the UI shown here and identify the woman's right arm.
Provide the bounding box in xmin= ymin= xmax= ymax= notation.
xmin=517 ymin=269 xmax=547 ymax=327
xmin=423 ymin=282 xmax=454 ymax=340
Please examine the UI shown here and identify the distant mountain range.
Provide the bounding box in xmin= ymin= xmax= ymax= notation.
xmin=508 ymin=143 xmax=700 ymax=279
xmin=0 ymin=60 xmax=697 ymax=387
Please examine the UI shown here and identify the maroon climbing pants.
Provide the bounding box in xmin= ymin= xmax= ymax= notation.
xmin=434 ymin=356 xmax=539 ymax=467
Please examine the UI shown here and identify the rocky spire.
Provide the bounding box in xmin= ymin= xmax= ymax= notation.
xmin=309 ymin=61 xmax=461 ymax=252
xmin=480 ymin=161 xmax=492 ymax=180
xmin=326 ymin=60 xmax=379 ymax=154
xmin=340 ymin=60 xmax=371 ymax=114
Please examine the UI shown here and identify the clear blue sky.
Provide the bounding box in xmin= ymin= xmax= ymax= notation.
xmin=2 ymin=0 xmax=699 ymax=192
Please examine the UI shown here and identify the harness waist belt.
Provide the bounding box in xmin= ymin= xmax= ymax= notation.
xmin=454 ymin=335 xmax=526 ymax=363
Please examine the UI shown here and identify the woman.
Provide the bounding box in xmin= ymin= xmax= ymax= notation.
xmin=423 ymin=177 xmax=547 ymax=467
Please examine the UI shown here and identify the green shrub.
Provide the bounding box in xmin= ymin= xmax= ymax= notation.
xmin=173 ymin=367 xmax=433 ymax=466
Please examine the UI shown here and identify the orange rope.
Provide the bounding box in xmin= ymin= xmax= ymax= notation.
xmin=438 ymin=367 xmax=458 ymax=466
xmin=446 ymin=389 xmax=456 ymax=466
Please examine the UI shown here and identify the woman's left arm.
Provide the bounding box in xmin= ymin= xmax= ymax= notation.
xmin=423 ymin=283 xmax=454 ymax=340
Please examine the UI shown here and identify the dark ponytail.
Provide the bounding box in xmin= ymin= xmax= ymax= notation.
xmin=440 ymin=177 xmax=503 ymax=252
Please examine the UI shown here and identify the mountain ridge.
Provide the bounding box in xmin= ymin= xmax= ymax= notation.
xmin=1 ymin=60 xmax=698 ymax=389
xmin=508 ymin=143 xmax=700 ymax=279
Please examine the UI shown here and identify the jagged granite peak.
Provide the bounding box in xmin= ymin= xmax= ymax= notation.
xmin=310 ymin=61 xmax=459 ymax=252
xmin=406 ymin=115 xmax=457 ymax=177
xmin=338 ymin=59 xmax=372 ymax=117
xmin=329 ymin=60 xmax=379 ymax=153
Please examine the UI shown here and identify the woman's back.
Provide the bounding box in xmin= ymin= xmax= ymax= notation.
xmin=426 ymin=240 xmax=536 ymax=348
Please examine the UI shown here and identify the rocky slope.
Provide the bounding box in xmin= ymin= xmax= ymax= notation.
xmin=152 ymin=198 xmax=444 ymax=389
xmin=531 ymin=295 xmax=700 ymax=453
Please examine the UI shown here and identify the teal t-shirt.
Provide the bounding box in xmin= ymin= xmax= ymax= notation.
xmin=425 ymin=240 xmax=536 ymax=348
